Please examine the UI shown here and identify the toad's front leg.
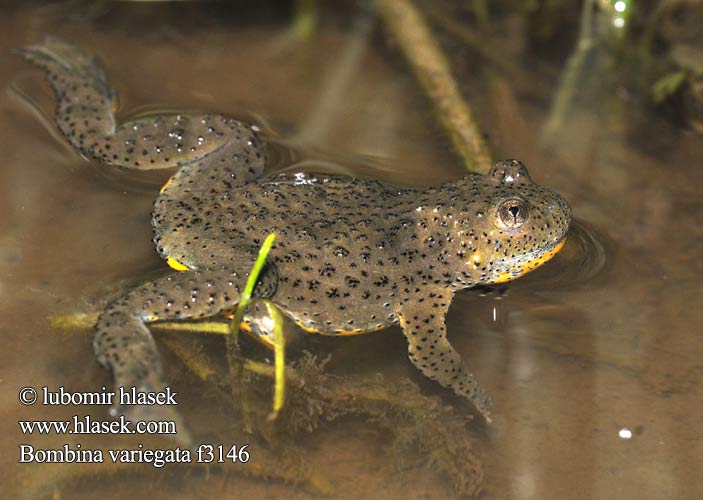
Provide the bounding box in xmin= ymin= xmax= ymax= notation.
xmin=396 ymin=288 xmax=492 ymax=422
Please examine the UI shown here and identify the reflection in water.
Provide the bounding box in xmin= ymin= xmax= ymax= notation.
xmin=560 ymin=220 xmax=609 ymax=283
xmin=521 ymin=219 xmax=610 ymax=288
xmin=618 ymin=428 xmax=632 ymax=439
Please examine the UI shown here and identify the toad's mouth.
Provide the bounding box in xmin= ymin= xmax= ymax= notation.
xmin=493 ymin=236 xmax=567 ymax=284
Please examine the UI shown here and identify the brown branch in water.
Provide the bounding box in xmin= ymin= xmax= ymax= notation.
xmin=376 ymin=0 xmax=493 ymax=174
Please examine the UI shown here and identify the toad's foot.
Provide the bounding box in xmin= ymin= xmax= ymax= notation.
xmin=14 ymin=36 xmax=116 ymax=149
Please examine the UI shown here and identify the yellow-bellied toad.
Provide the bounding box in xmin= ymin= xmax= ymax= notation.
xmin=17 ymin=37 xmax=571 ymax=423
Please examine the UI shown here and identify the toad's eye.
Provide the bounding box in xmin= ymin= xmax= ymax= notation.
xmin=497 ymin=198 xmax=528 ymax=229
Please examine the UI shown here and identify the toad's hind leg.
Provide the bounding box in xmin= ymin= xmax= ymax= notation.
xmin=396 ymin=288 xmax=493 ymax=422
xmin=16 ymin=36 xmax=264 ymax=172
xmin=151 ymin=123 xmax=266 ymax=269
xmin=95 ymin=264 xmax=277 ymax=428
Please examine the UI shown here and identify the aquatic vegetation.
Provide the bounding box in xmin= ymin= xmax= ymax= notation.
xmin=49 ymin=313 xmax=484 ymax=497
xmin=227 ymin=233 xmax=286 ymax=419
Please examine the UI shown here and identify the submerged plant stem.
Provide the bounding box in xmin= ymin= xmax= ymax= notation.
xmin=376 ymin=0 xmax=493 ymax=174
xmin=541 ymin=0 xmax=596 ymax=147
xmin=264 ymin=300 xmax=286 ymax=418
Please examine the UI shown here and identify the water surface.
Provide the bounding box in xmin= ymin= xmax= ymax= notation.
xmin=1 ymin=3 xmax=701 ymax=499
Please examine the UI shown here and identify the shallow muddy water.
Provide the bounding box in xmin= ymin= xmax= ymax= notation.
xmin=1 ymin=2 xmax=702 ymax=499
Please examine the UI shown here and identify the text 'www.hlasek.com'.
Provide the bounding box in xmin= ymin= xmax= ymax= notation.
xmin=18 ymin=386 xmax=250 ymax=468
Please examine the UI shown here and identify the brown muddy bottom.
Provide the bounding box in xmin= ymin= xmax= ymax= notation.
xmin=1 ymin=2 xmax=702 ymax=499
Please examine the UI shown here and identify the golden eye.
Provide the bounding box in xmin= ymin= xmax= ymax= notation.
xmin=497 ymin=198 xmax=528 ymax=228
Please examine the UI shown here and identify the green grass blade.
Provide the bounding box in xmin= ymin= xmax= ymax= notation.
xmin=230 ymin=232 xmax=276 ymax=340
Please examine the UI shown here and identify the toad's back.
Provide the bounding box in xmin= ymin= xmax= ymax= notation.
xmin=154 ymin=172 xmax=419 ymax=268
xmin=153 ymin=171 xmax=426 ymax=334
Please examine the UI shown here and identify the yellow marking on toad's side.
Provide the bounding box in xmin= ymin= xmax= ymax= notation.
xmin=295 ymin=320 xmax=386 ymax=336
xmin=494 ymin=237 xmax=567 ymax=284
xmin=221 ymin=313 xmax=277 ymax=349
xmin=294 ymin=321 xmax=321 ymax=334
xmin=166 ymin=257 xmax=191 ymax=271
xmin=160 ymin=175 xmax=175 ymax=194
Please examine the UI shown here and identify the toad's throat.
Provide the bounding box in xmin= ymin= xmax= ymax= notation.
xmin=493 ymin=236 xmax=567 ymax=284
